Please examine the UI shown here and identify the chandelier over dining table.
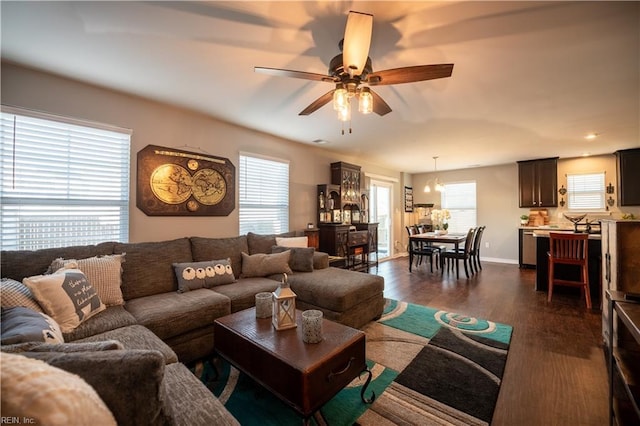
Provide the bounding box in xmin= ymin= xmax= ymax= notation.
xmin=424 ymin=156 xmax=445 ymax=193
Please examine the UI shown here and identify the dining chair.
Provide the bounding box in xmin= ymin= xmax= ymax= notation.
xmin=406 ymin=226 xmax=440 ymax=272
xmin=547 ymin=232 xmax=591 ymax=309
xmin=441 ymin=227 xmax=476 ymax=279
xmin=469 ymin=226 xmax=486 ymax=273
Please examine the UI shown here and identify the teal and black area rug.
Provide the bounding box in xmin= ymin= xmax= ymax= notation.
xmin=192 ymin=300 xmax=513 ymax=425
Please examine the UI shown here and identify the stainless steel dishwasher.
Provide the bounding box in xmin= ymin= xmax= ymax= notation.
xmin=522 ymin=230 xmax=537 ymax=267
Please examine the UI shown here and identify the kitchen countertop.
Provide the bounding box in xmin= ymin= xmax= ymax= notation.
xmin=519 ymin=225 xmax=573 ymax=230
xmin=532 ymin=229 xmax=601 ymax=240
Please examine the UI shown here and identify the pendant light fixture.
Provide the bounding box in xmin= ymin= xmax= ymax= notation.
xmin=424 ymin=156 xmax=445 ymax=193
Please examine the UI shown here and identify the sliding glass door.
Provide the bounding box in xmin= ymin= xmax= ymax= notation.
xmin=369 ymin=180 xmax=392 ymax=259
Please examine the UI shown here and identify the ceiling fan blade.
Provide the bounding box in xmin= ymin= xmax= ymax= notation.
xmin=342 ymin=11 xmax=373 ymax=76
xmin=299 ymin=90 xmax=335 ymax=115
xmin=367 ymin=64 xmax=454 ymax=86
xmin=255 ymin=67 xmax=337 ymax=82
xmin=370 ymin=89 xmax=392 ymax=116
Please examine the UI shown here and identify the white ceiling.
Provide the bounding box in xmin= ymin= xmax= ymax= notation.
xmin=1 ymin=1 xmax=638 ymax=173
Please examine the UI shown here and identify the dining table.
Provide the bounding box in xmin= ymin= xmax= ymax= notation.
xmin=408 ymin=232 xmax=468 ymax=276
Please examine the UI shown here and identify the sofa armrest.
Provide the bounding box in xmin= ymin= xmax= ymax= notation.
xmin=21 ymin=349 xmax=169 ymax=426
xmin=313 ymin=251 xmax=329 ymax=270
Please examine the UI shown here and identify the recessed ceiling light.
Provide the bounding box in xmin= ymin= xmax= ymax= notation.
xmin=582 ymin=152 xmax=591 ymax=157
xmin=312 ymin=139 xmax=329 ymax=145
xmin=584 ymin=133 xmax=599 ymax=140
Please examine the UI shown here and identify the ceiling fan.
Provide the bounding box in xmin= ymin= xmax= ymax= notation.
xmin=255 ymin=11 xmax=454 ymax=120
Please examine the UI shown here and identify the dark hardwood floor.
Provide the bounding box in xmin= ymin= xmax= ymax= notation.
xmin=371 ymin=257 xmax=608 ymax=426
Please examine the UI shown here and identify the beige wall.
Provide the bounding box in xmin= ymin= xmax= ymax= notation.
xmin=412 ymin=156 xmax=640 ymax=263
xmin=3 ymin=62 xmax=638 ymax=262
xmin=1 ymin=63 xmax=402 ymax=244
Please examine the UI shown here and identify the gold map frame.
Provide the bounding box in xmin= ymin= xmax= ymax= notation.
xmin=137 ymin=144 xmax=235 ymax=216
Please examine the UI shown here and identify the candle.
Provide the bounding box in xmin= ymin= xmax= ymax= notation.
xmin=255 ymin=292 xmax=272 ymax=318
xmin=302 ymin=309 xmax=323 ymax=343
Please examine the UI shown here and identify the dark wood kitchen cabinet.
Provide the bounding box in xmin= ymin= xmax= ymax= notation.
xmin=518 ymin=157 xmax=558 ymax=208
xmin=616 ymin=148 xmax=640 ymax=206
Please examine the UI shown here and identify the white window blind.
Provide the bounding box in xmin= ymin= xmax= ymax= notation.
xmin=567 ymin=172 xmax=605 ymax=211
xmin=1 ymin=108 xmax=131 ymax=251
xmin=441 ymin=181 xmax=477 ymax=234
xmin=239 ymin=153 xmax=289 ymax=235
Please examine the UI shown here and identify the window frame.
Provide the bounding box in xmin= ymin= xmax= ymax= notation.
xmin=566 ymin=171 xmax=606 ymax=212
xmin=441 ymin=181 xmax=477 ymax=234
xmin=1 ymin=106 xmax=131 ymax=251
xmin=238 ymin=152 xmax=290 ymax=235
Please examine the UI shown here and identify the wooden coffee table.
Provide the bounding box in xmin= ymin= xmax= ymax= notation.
xmin=213 ymin=308 xmax=373 ymax=421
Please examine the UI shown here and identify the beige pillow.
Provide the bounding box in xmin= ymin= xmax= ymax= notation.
xmin=23 ymin=269 xmax=106 ymax=333
xmin=241 ymin=251 xmax=292 ymax=278
xmin=1 ymin=278 xmax=44 ymax=312
xmin=0 ymin=352 xmax=117 ymax=426
xmin=275 ymin=236 xmax=308 ymax=248
xmin=48 ymin=254 xmax=125 ymax=306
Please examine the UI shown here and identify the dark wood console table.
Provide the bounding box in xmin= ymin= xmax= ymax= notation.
xmin=319 ymin=223 xmax=378 ymax=271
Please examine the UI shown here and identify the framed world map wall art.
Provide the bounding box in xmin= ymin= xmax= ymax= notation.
xmin=136 ymin=144 xmax=235 ymax=216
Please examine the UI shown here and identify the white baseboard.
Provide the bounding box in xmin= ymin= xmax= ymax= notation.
xmin=386 ymin=252 xmax=518 ymax=265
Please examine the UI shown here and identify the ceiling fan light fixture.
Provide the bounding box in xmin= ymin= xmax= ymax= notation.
xmin=337 ymin=102 xmax=351 ymax=122
xmin=343 ymin=11 xmax=373 ymax=77
xmin=358 ymin=87 xmax=373 ymax=114
xmin=333 ymin=84 xmax=348 ymax=111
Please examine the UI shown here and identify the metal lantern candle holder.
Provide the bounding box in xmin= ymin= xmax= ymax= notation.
xmin=272 ymin=273 xmax=297 ymax=331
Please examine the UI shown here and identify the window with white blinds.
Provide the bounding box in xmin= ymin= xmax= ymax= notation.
xmin=441 ymin=181 xmax=477 ymax=234
xmin=567 ymin=172 xmax=605 ymax=211
xmin=239 ymin=153 xmax=289 ymax=235
xmin=1 ymin=107 xmax=131 ymax=251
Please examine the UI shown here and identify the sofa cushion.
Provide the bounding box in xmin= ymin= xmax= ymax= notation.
xmin=62 ymin=305 xmax=138 ymax=342
xmin=287 ymin=267 xmax=384 ymax=312
xmin=75 ymin=324 xmax=179 ymax=365
xmin=190 ymin=236 xmax=248 ymax=280
xmin=247 ymin=231 xmax=295 ymax=255
xmin=124 ymin=289 xmax=231 ymax=341
xmin=114 ymin=238 xmax=193 ymax=300
xmin=0 ymin=352 xmax=117 ymax=426
xmin=241 ymin=251 xmax=292 ymax=278
xmin=1 ymin=306 xmax=64 ymax=345
xmin=275 ymin=236 xmax=308 ymax=248
xmin=271 ymin=246 xmax=315 ymax=272
xmin=173 ymin=259 xmax=236 ymax=293
xmin=17 ymin=349 xmax=169 ymax=426
xmin=1 ymin=278 xmax=44 ymax=312
xmin=23 ymin=268 xmax=106 ymax=333
xmin=313 ymin=251 xmax=330 ymax=270
xmin=212 ymin=277 xmax=280 ymax=313
xmin=163 ymin=362 xmax=239 ymax=426
xmin=48 ymin=254 xmax=125 ymax=306
xmin=0 ymin=241 xmax=116 ymax=282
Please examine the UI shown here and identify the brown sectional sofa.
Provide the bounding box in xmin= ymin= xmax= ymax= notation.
xmin=0 ymin=232 xmax=385 ymax=425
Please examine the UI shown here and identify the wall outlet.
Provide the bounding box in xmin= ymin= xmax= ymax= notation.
xmin=485 ymin=242 xmax=490 ymax=248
